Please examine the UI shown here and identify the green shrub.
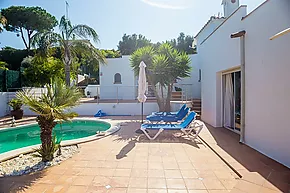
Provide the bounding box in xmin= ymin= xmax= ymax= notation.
xmin=8 ymin=98 xmax=23 ymax=110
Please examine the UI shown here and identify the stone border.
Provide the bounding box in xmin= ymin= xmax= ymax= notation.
xmin=0 ymin=117 xmax=120 ymax=162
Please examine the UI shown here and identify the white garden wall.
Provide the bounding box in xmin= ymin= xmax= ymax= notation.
xmin=23 ymin=102 xmax=183 ymax=116
xmin=242 ymin=0 xmax=290 ymax=168
xmin=0 ymin=92 xmax=8 ymax=117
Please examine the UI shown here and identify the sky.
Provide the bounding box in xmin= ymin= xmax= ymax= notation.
xmin=0 ymin=0 xmax=265 ymax=50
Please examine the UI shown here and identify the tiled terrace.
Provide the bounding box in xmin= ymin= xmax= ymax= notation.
xmin=0 ymin=116 xmax=289 ymax=193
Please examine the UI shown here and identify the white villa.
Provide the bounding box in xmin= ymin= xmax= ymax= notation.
xmin=195 ymin=0 xmax=290 ymax=168
xmin=96 ymin=0 xmax=290 ymax=169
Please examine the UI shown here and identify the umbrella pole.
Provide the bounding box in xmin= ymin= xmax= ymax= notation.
xmin=135 ymin=102 xmax=145 ymax=134
xmin=141 ymin=102 xmax=144 ymax=124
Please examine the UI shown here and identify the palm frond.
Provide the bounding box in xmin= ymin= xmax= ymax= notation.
xmin=17 ymin=79 xmax=82 ymax=120
xmin=59 ymin=15 xmax=72 ymax=40
xmin=69 ymin=24 xmax=99 ymax=43
xmin=70 ymin=40 xmax=107 ymax=65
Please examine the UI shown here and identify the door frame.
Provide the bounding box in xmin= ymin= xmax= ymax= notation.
xmin=221 ymin=68 xmax=241 ymax=134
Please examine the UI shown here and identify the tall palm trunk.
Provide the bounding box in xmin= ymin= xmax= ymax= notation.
xmin=64 ymin=46 xmax=72 ymax=86
xmin=37 ymin=115 xmax=57 ymax=161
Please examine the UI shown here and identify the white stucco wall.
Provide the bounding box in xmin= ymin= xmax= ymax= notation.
xmin=99 ymin=56 xmax=136 ymax=100
xmin=242 ymin=0 xmax=290 ymax=168
xmin=199 ymin=0 xmax=290 ymax=168
xmin=84 ymin=85 xmax=100 ymax=98
xmin=196 ymin=18 xmax=225 ymax=51
xmin=0 ymin=92 xmax=8 ymax=117
xmin=199 ymin=6 xmax=247 ymax=127
xmin=176 ymin=54 xmax=201 ymax=99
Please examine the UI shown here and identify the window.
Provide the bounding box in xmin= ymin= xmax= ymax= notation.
xmin=198 ymin=69 xmax=202 ymax=82
xmin=114 ymin=73 xmax=122 ymax=84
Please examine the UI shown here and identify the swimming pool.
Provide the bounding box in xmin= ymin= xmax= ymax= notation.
xmin=0 ymin=120 xmax=111 ymax=154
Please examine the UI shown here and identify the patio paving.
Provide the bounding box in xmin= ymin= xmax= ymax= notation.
xmin=0 ymin=116 xmax=289 ymax=193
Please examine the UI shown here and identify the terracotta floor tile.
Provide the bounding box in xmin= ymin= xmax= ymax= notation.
xmin=102 ymin=161 xmax=118 ymax=168
xmin=65 ymin=185 xmax=88 ymax=193
xmin=148 ymin=170 xmax=165 ymax=178
xmin=164 ymin=170 xmax=183 ymax=179
xmin=98 ymin=168 xmax=115 ymax=177
xmin=92 ymin=176 xmax=111 ymax=187
xmin=25 ymin=184 xmax=50 ymax=193
xmin=180 ymin=170 xmax=199 ymax=179
xmin=127 ymin=188 xmax=147 ymax=193
xmin=133 ymin=162 xmax=148 ymax=169
xmin=207 ymin=190 xmax=229 ymax=193
xmin=148 ymin=162 xmax=164 ymax=170
xmin=79 ymin=168 xmax=99 ymax=176
xmin=234 ymin=180 xmax=262 ymax=193
xmin=178 ymin=162 xmax=195 ymax=170
xmin=184 ymin=179 xmax=206 ymax=190
xmin=107 ymin=187 xmax=127 ymax=193
xmin=163 ymin=162 xmax=179 ymax=170
xmin=114 ymin=169 xmax=132 ymax=177
xmin=55 ymin=175 xmax=78 ymax=185
xmin=213 ymin=171 xmax=235 ymax=179
xmin=166 ymin=179 xmax=186 ymax=189
xmin=131 ymin=169 xmax=148 ymax=178
xmin=129 ymin=177 xmax=147 ymax=188
xmin=117 ymin=161 xmax=133 ymax=169
xmin=110 ymin=177 xmax=130 ymax=188
xmin=196 ymin=171 xmax=217 ymax=179
xmin=167 ymin=189 xmax=188 ymax=193
xmin=147 ymin=189 xmax=168 ymax=193
xmin=86 ymin=186 xmax=108 ymax=193
xmin=148 ymin=178 xmax=167 ymax=189
xmin=187 ymin=190 xmax=208 ymax=193
xmin=258 ymin=187 xmax=283 ymax=193
xmin=63 ymin=167 xmax=83 ymax=175
xmin=202 ymin=179 xmax=226 ymax=190
xmin=72 ymin=175 xmax=94 ymax=186
xmin=45 ymin=184 xmax=69 ymax=193
xmin=219 ymin=179 xmax=237 ymax=190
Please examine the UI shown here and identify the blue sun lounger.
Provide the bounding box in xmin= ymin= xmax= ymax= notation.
xmin=146 ymin=107 xmax=189 ymax=123
xmin=141 ymin=112 xmax=204 ymax=140
xmin=151 ymin=104 xmax=186 ymax=116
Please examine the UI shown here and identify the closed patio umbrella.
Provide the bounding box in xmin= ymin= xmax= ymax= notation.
xmin=136 ymin=61 xmax=147 ymax=133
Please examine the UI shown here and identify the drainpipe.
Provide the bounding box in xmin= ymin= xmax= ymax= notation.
xmin=231 ymin=30 xmax=246 ymax=143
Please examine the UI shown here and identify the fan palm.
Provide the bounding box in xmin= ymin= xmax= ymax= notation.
xmin=16 ymin=79 xmax=82 ymax=161
xmin=0 ymin=13 xmax=7 ymax=32
xmin=32 ymin=15 xmax=106 ymax=86
xmin=130 ymin=43 xmax=191 ymax=111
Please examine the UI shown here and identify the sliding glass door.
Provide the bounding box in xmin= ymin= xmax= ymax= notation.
xmin=223 ymin=71 xmax=241 ymax=133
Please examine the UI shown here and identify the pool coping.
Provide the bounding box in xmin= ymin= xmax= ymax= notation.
xmin=0 ymin=117 xmax=121 ymax=162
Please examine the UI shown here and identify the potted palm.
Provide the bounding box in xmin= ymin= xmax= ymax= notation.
xmin=8 ymin=99 xmax=23 ymax=120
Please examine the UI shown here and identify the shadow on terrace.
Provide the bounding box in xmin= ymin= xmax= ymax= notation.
xmin=201 ymin=123 xmax=290 ymax=193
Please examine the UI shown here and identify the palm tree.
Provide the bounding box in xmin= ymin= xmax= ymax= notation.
xmin=32 ymin=15 xmax=106 ymax=86
xmin=130 ymin=43 xmax=191 ymax=111
xmin=0 ymin=13 xmax=7 ymax=33
xmin=16 ymin=79 xmax=82 ymax=161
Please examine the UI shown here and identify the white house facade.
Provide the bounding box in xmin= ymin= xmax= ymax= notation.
xmin=196 ymin=0 xmax=290 ymax=168
xmin=99 ymin=55 xmax=202 ymax=100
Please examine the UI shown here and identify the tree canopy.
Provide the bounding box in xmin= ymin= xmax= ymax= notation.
xmin=31 ymin=15 xmax=105 ymax=86
xmin=130 ymin=43 xmax=191 ymax=111
xmin=118 ymin=34 xmax=152 ymax=55
xmin=118 ymin=33 xmax=196 ymax=55
xmin=1 ymin=6 xmax=58 ymax=51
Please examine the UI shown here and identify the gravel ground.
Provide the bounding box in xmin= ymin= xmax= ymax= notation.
xmin=0 ymin=145 xmax=79 ymax=177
